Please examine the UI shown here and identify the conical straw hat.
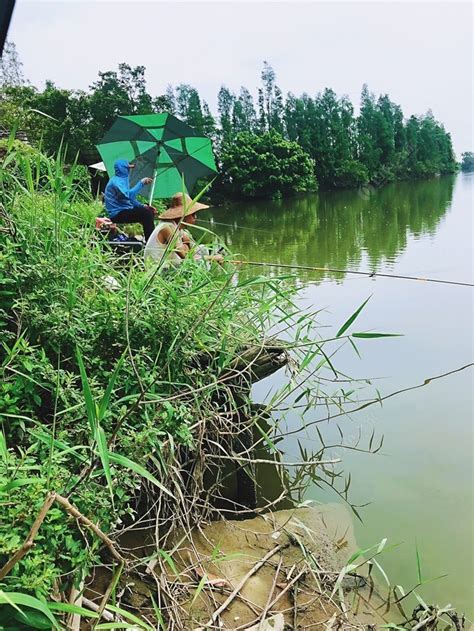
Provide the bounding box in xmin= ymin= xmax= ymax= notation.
xmin=159 ymin=193 xmax=209 ymax=220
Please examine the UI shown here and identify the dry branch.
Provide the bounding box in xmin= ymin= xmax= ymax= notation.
xmin=0 ymin=492 xmax=56 ymax=580
xmin=204 ymin=543 xmax=286 ymax=628
xmin=54 ymin=493 xmax=125 ymax=562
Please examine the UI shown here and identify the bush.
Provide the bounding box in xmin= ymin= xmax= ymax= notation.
xmin=333 ymin=159 xmax=369 ymax=188
xmin=221 ymin=131 xmax=317 ymax=199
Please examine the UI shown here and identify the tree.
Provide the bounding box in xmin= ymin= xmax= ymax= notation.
xmin=217 ymin=86 xmax=235 ymax=143
xmin=220 ymin=131 xmax=317 ymax=199
xmin=175 ymin=84 xmax=204 ymax=131
xmin=232 ymin=87 xmax=257 ymax=134
xmin=0 ymin=41 xmax=25 ymax=87
xmin=460 ymin=152 xmax=474 ymax=172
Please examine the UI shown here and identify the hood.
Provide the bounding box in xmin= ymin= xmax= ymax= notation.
xmin=114 ymin=159 xmax=131 ymax=177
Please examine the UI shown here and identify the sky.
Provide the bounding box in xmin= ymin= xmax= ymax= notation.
xmin=8 ymin=0 xmax=474 ymax=155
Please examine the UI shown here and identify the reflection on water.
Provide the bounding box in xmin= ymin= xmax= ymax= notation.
xmin=203 ymin=176 xmax=456 ymax=280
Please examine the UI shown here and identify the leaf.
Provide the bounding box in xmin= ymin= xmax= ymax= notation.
xmin=96 ymin=425 xmax=114 ymax=506
xmin=0 ymin=592 xmax=60 ymax=629
xmin=150 ymin=595 xmax=166 ymax=630
xmin=158 ymin=549 xmax=178 ymax=575
xmin=1 ymin=478 xmax=35 ymax=493
xmin=336 ymin=296 xmax=371 ymax=337
xmin=351 ymin=332 xmax=401 ymax=339
xmin=108 ymin=452 xmax=175 ymax=498
xmin=191 ymin=574 xmax=208 ymax=606
xmin=415 ymin=542 xmax=422 ymax=585
xmin=76 ymin=348 xmax=97 ymax=437
xmin=48 ymin=601 xmax=99 ymax=618
xmin=105 ymin=604 xmax=155 ymax=630
xmin=98 ymin=354 xmax=125 ymax=422
xmin=95 ymin=625 xmax=141 ymax=630
xmin=0 ymin=432 xmax=8 ymax=464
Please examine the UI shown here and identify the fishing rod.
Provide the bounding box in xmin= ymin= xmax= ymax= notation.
xmin=230 ymin=260 xmax=474 ymax=288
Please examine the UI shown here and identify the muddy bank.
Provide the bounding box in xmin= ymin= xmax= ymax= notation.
xmin=83 ymin=504 xmax=388 ymax=629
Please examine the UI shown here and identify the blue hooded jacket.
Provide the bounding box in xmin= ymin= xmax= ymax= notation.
xmin=104 ymin=159 xmax=145 ymax=218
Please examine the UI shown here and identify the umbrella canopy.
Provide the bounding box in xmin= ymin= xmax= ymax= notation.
xmin=96 ymin=113 xmax=218 ymax=200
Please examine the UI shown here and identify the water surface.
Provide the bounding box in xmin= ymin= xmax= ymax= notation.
xmin=202 ymin=174 xmax=473 ymax=617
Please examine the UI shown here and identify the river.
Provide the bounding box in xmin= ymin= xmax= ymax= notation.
xmin=201 ymin=173 xmax=473 ymax=619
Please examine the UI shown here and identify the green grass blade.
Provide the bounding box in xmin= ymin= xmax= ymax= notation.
xmin=98 ymin=354 xmax=125 ymax=422
xmin=0 ymin=592 xmax=60 ymax=629
xmin=76 ymin=348 xmax=97 ymax=437
xmin=415 ymin=541 xmax=422 ymax=584
xmin=0 ymin=432 xmax=8 ymax=464
xmin=104 ymin=604 xmax=154 ymax=630
xmin=108 ymin=452 xmax=175 ymax=499
xmin=336 ymin=296 xmax=371 ymax=337
xmin=191 ymin=574 xmax=208 ymax=607
xmin=352 ymin=332 xmax=402 ymax=339
xmin=48 ymin=602 xmax=99 ymax=618
xmin=96 ymin=425 xmax=114 ymax=506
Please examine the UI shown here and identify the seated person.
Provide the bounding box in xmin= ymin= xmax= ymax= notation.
xmin=104 ymin=159 xmax=156 ymax=241
xmin=144 ymin=192 xmax=223 ymax=265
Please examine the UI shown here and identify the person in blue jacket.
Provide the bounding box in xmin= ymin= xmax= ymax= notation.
xmin=104 ymin=159 xmax=156 ymax=241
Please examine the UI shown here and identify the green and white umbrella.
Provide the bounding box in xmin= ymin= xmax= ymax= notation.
xmin=96 ymin=113 xmax=218 ymax=201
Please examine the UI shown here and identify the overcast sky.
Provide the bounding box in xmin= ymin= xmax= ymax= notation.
xmin=8 ymin=0 xmax=473 ymax=155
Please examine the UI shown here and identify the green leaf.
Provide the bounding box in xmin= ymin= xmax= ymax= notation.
xmin=336 ymin=296 xmax=371 ymax=337
xmin=48 ymin=601 xmax=99 ymax=618
xmin=191 ymin=574 xmax=208 ymax=606
xmin=415 ymin=541 xmax=422 ymax=584
xmin=97 ymin=425 xmax=114 ymax=506
xmin=158 ymin=549 xmax=178 ymax=575
xmin=108 ymin=452 xmax=175 ymax=499
xmin=1 ymin=478 xmax=35 ymax=493
xmin=98 ymin=354 xmax=125 ymax=422
xmin=105 ymin=604 xmax=154 ymax=630
xmin=76 ymin=348 xmax=97 ymax=437
xmin=0 ymin=592 xmax=60 ymax=629
xmin=0 ymin=432 xmax=8 ymax=464
xmin=95 ymin=625 xmax=140 ymax=630
xmin=352 ymin=332 xmax=402 ymax=339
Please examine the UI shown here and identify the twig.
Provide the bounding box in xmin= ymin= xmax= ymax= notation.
xmin=235 ymin=568 xmax=306 ymax=631
xmin=82 ymin=597 xmax=115 ymax=622
xmin=0 ymin=492 xmax=56 ymax=580
xmin=68 ymin=579 xmax=84 ymax=631
xmin=54 ymin=493 xmax=125 ymax=562
xmin=205 ymin=544 xmax=285 ymax=627
xmin=259 ymin=557 xmax=282 ymax=630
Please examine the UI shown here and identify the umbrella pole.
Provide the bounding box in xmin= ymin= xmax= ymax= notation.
xmin=149 ymin=168 xmax=157 ymax=205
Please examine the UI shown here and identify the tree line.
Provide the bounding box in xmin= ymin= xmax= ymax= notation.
xmin=0 ymin=44 xmax=459 ymax=199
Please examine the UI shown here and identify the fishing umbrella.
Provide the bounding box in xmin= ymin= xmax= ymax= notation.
xmin=96 ymin=113 xmax=217 ymax=201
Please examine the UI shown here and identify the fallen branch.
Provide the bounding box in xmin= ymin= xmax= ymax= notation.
xmin=0 ymin=492 xmax=56 ymax=580
xmin=54 ymin=493 xmax=125 ymax=563
xmin=0 ymin=491 xmax=124 ymax=582
xmin=204 ymin=543 xmax=286 ymax=628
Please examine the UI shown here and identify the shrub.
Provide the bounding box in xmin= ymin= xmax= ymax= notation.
xmin=220 ymin=131 xmax=317 ymax=199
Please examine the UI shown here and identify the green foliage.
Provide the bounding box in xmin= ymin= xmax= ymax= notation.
xmin=0 ymin=51 xmax=458 ymax=198
xmin=460 ymin=151 xmax=474 ymax=172
xmin=221 ymin=131 xmax=317 ymax=199
xmin=0 ymin=144 xmax=323 ymax=610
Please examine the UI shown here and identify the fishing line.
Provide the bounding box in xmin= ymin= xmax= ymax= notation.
xmin=200 ymin=219 xmax=268 ymax=233
xmin=231 ymin=260 xmax=474 ymax=288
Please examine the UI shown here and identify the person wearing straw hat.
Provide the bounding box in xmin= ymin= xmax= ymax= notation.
xmin=144 ymin=192 xmax=223 ymax=265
